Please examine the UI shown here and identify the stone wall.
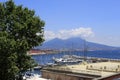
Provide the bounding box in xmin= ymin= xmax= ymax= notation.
xmin=41 ymin=70 xmax=93 ymax=80
xmin=98 ymin=73 xmax=120 ymax=80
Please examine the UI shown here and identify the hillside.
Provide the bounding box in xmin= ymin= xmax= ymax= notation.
xmin=35 ymin=37 xmax=119 ymax=51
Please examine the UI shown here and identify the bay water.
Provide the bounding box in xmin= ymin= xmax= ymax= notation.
xmin=32 ymin=50 xmax=120 ymax=65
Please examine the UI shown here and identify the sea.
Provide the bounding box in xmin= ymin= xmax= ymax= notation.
xmin=32 ymin=50 xmax=120 ymax=65
xmin=31 ymin=50 xmax=120 ymax=74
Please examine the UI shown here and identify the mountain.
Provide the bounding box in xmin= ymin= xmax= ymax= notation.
xmin=35 ymin=37 xmax=120 ymax=51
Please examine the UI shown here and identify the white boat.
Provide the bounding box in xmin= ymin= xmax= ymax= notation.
xmin=53 ymin=55 xmax=83 ymax=65
xmin=34 ymin=65 xmax=43 ymax=69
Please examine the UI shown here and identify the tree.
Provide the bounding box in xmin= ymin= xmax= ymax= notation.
xmin=0 ymin=0 xmax=45 ymax=80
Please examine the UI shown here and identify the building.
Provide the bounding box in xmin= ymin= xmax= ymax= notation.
xmin=41 ymin=61 xmax=120 ymax=80
xmin=28 ymin=49 xmax=58 ymax=55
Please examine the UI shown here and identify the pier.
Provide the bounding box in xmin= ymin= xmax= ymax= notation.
xmin=77 ymin=56 xmax=120 ymax=62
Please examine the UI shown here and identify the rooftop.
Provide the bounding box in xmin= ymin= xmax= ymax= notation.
xmin=44 ymin=61 xmax=120 ymax=79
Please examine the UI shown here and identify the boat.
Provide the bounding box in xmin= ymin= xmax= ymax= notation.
xmin=53 ymin=55 xmax=83 ymax=65
xmin=34 ymin=65 xmax=43 ymax=70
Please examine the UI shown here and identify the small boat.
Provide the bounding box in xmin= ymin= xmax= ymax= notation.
xmin=34 ymin=65 xmax=43 ymax=70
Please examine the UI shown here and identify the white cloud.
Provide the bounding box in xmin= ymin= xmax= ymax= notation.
xmin=45 ymin=27 xmax=94 ymax=41
xmin=44 ymin=31 xmax=56 ymax=40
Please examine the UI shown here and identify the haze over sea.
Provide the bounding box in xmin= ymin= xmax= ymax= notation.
xmin=32 ymin=50 xmax=120 ymax=65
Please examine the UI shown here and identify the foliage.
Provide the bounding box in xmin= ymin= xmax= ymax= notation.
xmin=0 ymin=0 xmax=45 ymax=80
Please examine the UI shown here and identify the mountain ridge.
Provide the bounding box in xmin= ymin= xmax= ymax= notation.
xmin=35 ymin=37 xmax=120 ymax=51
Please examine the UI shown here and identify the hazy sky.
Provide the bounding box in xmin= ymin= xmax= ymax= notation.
xmin=1 ymin=0 xmax=120 ymax=47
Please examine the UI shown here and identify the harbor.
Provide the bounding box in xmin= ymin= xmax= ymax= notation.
xmin=29 ymin=51 xmax=120 ymax=80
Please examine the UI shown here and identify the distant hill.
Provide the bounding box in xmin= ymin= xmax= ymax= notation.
xmin=35 ymin=37 xmax=120 ymax=51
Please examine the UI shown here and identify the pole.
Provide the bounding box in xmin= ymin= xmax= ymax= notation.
xmin=83 ymin=39 xmax=87 ymax=62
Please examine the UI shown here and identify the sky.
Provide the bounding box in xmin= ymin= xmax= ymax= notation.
xmin=1 ymin=0 xmax=120 ymax=47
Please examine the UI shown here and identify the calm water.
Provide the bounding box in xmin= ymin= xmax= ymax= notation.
xmin=32 ymin=50 xmax=120 ymax=65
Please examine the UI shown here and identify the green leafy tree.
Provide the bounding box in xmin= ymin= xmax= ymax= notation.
xmin=0 ymin=0 xmax=45 ymax=80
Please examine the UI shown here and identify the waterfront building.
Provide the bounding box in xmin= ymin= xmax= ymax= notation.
xmin=41 ymin=61 xmax=120 ymax=80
